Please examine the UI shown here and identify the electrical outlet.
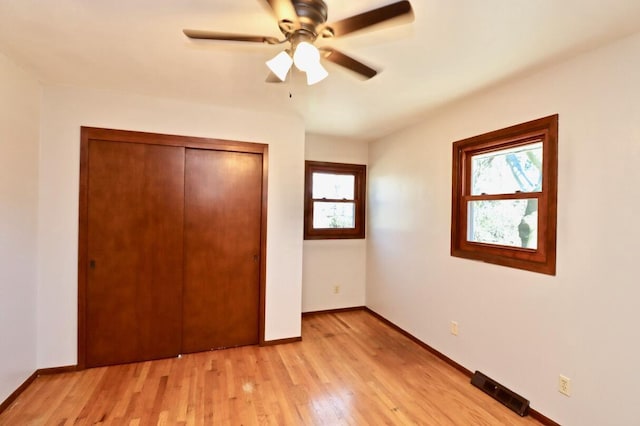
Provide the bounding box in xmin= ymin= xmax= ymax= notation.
xmin=333 ymin=285 xmax=340 ymax=294
xmin=558 ymin=375 xmax=571 ymax=396
xmin=450 ymin=321 xmax=459 ymax=336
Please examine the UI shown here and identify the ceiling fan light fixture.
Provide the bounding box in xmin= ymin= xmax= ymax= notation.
xmin=305 ymin=62 xmax=328 ymax=85
xmin=184 ymin=1 xmax=415 ymax=83
xmin=293 ymin=41 xmax=321 ymax=72
xmin=266 ymin=50 xmax=293 ymax=81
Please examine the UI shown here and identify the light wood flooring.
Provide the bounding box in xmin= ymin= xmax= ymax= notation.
xmin=0 ymin=310 xmax=543 ymax=425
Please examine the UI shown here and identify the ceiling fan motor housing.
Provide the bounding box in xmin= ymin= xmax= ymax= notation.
xmin=279 ymin=0 xmax=328 ymax=40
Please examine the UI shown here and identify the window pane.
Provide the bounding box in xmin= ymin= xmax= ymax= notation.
xmin=312 ymin=173 xmax=355 ymax=200
xmin=468 ymin=199 xmax=538 ymax=249
xmin=471 ymin=142 xmax=542 ymax=195
xmin=313 ymin=202 xmax=355 ymax=229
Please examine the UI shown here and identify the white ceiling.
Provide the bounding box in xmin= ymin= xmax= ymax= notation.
xmin=1 ymin=0 xmax=640 ymax=139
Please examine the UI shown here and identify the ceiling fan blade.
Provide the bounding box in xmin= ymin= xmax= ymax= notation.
xmin=264 ymin=0 xmax=299 ymax=24
xmin=183 ymin=29 xmax=279 ymax=44
xmin=325 ymin=1 xmax=414 ymax=38
xmin=320 ymin=47 xmax=378 ymax=80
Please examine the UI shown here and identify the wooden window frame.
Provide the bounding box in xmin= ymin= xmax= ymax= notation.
xmin=451 ymin=115 xmax=558 ymax=275
xmin=304 ymin=161 xmax=366 ymax=240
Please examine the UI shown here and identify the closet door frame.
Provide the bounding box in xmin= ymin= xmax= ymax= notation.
xmin=77 ymin=126 xmax=269 ymax=369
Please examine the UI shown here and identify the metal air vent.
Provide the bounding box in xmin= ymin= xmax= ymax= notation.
xmin=471 ymin=371 xmax=530 ymax=417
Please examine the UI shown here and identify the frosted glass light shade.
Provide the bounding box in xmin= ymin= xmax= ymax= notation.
xmin=306 ymin=62 xmax=328 ymax=85
xmin=266 ymin=51 xmax=293 ymax=81
xmin=293 ymin=42 xmax=320 ymax=72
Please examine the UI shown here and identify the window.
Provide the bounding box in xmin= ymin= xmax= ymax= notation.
xmin=304 ymin=161 xmax=366 ymax=240
xmin=451 ymin=115 xmax=558 ymax=275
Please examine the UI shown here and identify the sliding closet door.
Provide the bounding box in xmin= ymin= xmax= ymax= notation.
xmin=182 ymin=149 xmax=262 ymax=353
xmin=85 ymin=140 xmax=185 ymax=367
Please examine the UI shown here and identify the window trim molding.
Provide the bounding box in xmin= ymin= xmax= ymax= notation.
xmin=451 ymin=115 xmax=558 ymax=275
xmin=304 ymin=160 xmax=366 ymax=240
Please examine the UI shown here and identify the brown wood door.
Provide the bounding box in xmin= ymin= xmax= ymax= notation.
xmin=182 ymin=148 xmax=262 ymax=353
xmin=86 ymin=140 xmax=185 ymax=367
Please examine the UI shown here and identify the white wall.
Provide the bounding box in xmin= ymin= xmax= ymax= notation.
xmin=0 ymin=52 xmax=40 ymax=402
xmin=36 ymin=86 xmax=305 ymax=368
xmin=302 ymin=133 xmax=368 ymax=312
xmin=367 ymin=32 xmax=640 ymax=426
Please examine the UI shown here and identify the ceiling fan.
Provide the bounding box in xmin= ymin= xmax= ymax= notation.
xmin=183 ymin=0 xmax=414 ymax=85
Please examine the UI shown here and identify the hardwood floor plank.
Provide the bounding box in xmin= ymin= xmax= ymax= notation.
xmin=0 ymin=311 xmax=544 ymax=425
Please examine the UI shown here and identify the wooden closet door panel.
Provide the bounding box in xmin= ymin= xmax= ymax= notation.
xmin=183 ymin=149 xmax=262 ymax=353
xmin=86 ymin=140 xmax=184 ymax=367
